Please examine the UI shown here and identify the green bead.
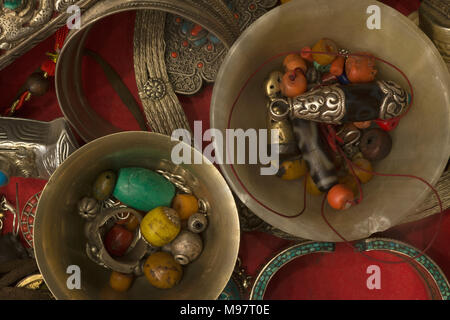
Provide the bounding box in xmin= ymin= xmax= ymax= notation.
xmin=113 ymin=167 xmax=175 ymax=212
xmin=92 ymin=170 xmax=117 ymax=201
xmin=4 ymin=0 xmax=22 ymax=10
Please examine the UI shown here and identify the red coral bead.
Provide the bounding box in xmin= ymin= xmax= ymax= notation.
xmin=104 ymin=225 xmax=133 ymax=257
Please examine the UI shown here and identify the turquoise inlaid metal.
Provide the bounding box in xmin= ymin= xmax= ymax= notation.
xmin=249 ymin=241 xmax=335 ymax=300
xmin=313 ymin=61 xmax=331 ymax=73
xmin=219 ymin=276 xmax=243 ymax=300
xmin=354 ymin=238 xmax=450 ymax=300
xmin=3 ymin=0 xmax=22 ymax=10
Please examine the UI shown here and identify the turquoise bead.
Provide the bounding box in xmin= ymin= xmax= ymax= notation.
xmin=113 ymin=167 xmax=175 ymax=212
xmin=4 ymin=0 xmax=22 ymax=10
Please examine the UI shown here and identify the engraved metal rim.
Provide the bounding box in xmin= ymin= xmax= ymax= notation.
xmin=210 ymin=0 xmax=450 ymax=241
xmin=249 ymin=238 xmax=450 ymax=300
xmin=56 ymin=0 xmax=239 ymax=142
xmin=34 ymin=131 xmax=240 ymax=299
xmin=249 ymin=241 xmax=335 ymax=300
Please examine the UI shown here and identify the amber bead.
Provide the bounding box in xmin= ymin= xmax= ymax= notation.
xmin=172 ymin=194 xmax=199 ymax=220
xmin=311 ymin=38 xmax=338 ymax=66
xmin=109 ymin=271 xmax=133 ymax=292
xmin=278 ymin=159 xmax=307 ymax=180
xmin=143 ymin=252 xmax=183 ymax=289
xmin=360 ymin=128 xmax=392 ymax=161
xmin=351 ymin=157 xmax=373 ymax=183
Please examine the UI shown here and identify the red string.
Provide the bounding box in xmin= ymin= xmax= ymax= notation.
xmin=227 ymin=49 xmax=444 ymax=263
xmin=3 ymin=91 xmax=29 ymax=116
xmin=320 ymin=151 xmax=444 ymax=264
xmin=55 ymin=26 xmax=69 ymax=51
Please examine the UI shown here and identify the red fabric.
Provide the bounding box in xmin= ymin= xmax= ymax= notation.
xmin=0 ymin=0 xmax=448 ymax=300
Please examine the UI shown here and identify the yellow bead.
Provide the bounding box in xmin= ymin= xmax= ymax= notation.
xmin=306 ymin=173 xmax=323 ymax=196
xmin=140 ymin=207 xmax=181 ymax=247
xmin=311 ymin=38 xmax=338 ymax=66
xmin=351 ymin=157 xmax=373 ymax=184
xmin=280 ymin=159 xmax=307 ymax=180
xmin=143 ymin=252 xmax=183 ymax=289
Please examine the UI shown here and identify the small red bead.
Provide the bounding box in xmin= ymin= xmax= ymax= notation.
xmin=197 ymin=62 xmax=204 ymax=68
xmin=249 ymin=4 xmax=255 ymax=10
xmin=26 ymin=233 xmax=32 ymax=241
xmin=207 ymin=44 xmax=213 ymax=51
xmin=22 ymin=224 xmax=28 ymax=233
xmin=21 ymin=215 xmax=27 ymax=222
xmin=171 ymin=52 xmax=178 ymax=58
xmin=175 ymin=17 xmax=182 ymax=23
xmin=28 ymin=216 xmax=34 ymax=225
xmin=375 ymin=118 xmax=400 ymax=131
xmin=182 ymin=40 xmax=189 ymax=47
xmin=234 ymin=13 xmax=239 ymax=19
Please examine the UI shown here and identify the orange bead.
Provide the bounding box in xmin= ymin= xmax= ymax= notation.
xmin=124 ymin=213 xmax=140 ymax=231
xmin=345 ymin=52 xmax=377 ymax=83
xmin=327 ymin=184 xmax=354 ymax=210
xmin=109 ymin=271 xmax=133 ymax=292
xmin=330 ymin=56 xmax=345 ymax=76
xmin=280 ymin=70 xmax=307 ymax=98
xmin=300 ymin=46 xmax=314 ymax=62
xmin=353 ymin=121 xmax=371 ymax=129
xmin=283 ymin=53 xmax=307 ymax=73
xmin=172 ymin=194 xmax=199 ymax=220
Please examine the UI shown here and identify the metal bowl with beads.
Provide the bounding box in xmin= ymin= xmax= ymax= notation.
xmin=33 ymin=132 xmax=240 ymax=300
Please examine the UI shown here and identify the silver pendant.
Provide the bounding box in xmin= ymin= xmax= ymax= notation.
xmin=0 ymin=117 xmax=78 ymax=180
xmin=164 ymin=0 xmax=278 ymax=95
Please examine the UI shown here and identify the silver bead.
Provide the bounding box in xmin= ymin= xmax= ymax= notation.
xmin=187 ymin=213 xmax=208 ymax=233
xmin=161 ymin=243 xmax=172 ymax=253
xmin=171 ymin=230 xmax=203 ymax=265
xmin=77 ymin=197 xmax=99 ymax=219
xmin=264 ymin=71 xmax=283 ymax=100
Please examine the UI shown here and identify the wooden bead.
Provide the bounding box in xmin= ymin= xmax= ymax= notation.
xmin=360 ymin=128 xmax=392 ymax=161
xmin=25 ymin=72 xmax=49 ymax=96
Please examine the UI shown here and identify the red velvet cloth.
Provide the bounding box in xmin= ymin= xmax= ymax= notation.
xmin=1 ymin=0 xmax=449 ymax=300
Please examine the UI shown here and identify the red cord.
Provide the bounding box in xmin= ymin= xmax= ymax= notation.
xmin=226 ymin=49 xmax=443 ymax=263
xmin=3 ymin=91 xmax=29 ymax=116
xmin=320 ymin=154 xmax=444 ymax=264
xmin=55 ymin=26 xmax=69 ymax=51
